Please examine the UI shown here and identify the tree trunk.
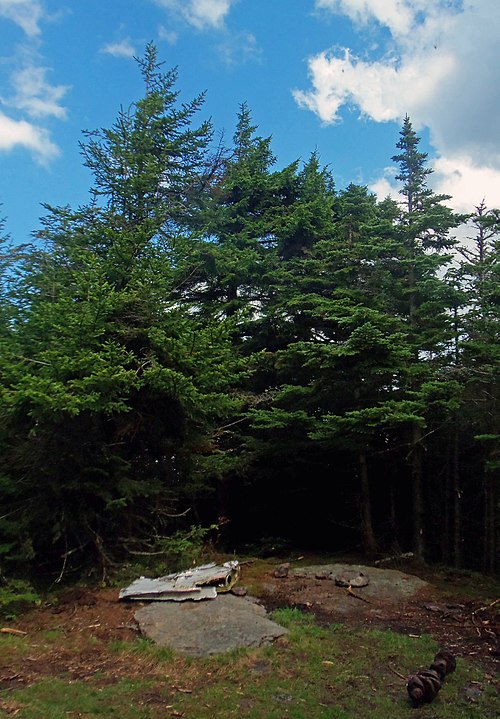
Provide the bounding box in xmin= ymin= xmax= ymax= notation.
xmin=452 ymin=423 xmax=461 ymax=567
xmin=483 ymin=470 xmax=497 ymax=573
xmin=359 ymin=452 xmax=378 ymax=556
xmin=411 ymin=423 xmax=425 ymax=560
xmin=389 ymin=480 xmax=401 ymax=553
xmin=443 ymin=453 xmax=451 ymax=565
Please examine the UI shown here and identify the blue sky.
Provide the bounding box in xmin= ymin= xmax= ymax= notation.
xmin=1 ymin=0 xmax=499 ymax=244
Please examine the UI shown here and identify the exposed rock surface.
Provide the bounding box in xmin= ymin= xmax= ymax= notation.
xmin=134 ymin=593 xmax=288 ymax=656
xmin=292 ymin=563 xmax=427 ymax=601
xmin=134 ymin=563 xmax=429 ymax=657
xmin=264 ymin=563 xmax=429 ymax=620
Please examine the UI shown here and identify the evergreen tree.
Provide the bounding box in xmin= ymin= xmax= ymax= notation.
xmin=0 ymin=49 xmax=236 ymax=574
xmin=2 ymin=60 xmax=494 ymax=575
xmin=186 ymin=102 xmax=299 ymax=325
xmin=390 ymin=116 xmax=464 ymax=560
xmin=243 ymin=181 xmax=409 ymax=554
xmin=453 ymin=203 xmax=499 ymax=570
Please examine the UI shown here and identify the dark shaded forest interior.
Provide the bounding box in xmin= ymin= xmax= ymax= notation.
xmin=0 ymin=45 xmax=498 ymax=583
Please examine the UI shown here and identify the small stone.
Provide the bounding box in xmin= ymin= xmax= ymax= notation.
xmin=273 ymin=563 xmax=290 ymax=578
xmin=273 ymin=693 xmax=293 ymax=703
xmin=231 ymin=586 xmax=248 ymax=597
xmin=334 ymin=571 xmax=369 ymax=588
xmin=462 ymin=685 xmax=483 ymax=702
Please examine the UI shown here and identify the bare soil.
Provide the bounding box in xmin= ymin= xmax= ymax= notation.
xmin=1 ymin=562 xmax=498 ymax=692
xmin=258 ymin=564 xmax=499 ymax=673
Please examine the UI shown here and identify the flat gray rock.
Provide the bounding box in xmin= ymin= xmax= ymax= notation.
xmin=135 ymin=594 xmax=288 ymax=656
xmin=293 ymin=563 xmax=427 ymax=599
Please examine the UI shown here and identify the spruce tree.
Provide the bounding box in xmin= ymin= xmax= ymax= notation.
xmin=0 ymin=48 xmax=236 ymax=573
xmin=454 ymin=203 xmax=499 ymax=570
xmin=391 ymin=116 xmax=464 ymax=560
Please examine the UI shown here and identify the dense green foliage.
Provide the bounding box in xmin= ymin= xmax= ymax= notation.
xmin=0 ymin=48 xmax=498 ymax=577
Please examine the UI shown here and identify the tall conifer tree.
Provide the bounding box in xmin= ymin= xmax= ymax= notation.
xmin=391 ymin=116 xmax=463 ymax=559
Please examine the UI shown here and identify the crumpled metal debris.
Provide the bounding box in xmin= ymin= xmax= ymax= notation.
xmin=119 ymin=561 xmax=240 ymax=602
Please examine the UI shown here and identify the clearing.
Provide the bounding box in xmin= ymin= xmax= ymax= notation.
xmin=0 ymin=556 xmax=498 ymax=718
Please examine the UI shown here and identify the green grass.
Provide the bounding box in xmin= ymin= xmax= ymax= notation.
xmin=109 ymin=636 xmax=175 ymax=662
xmin=1 ymin=678 xmax=163 ymax=719
xmin=2 ymin=558 xmax=499 ymax=719
xmin=0 ymin=632 xmax=30 ymax=662
xmin=0 ymin=578 xmax=40 ymax=620
xmin=2 ymin=616 xmax=498 ymax=719
xmin=160 ymin=615 xmax=498 ymax=719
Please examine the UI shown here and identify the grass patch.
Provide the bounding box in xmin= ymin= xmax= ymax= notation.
xmin=0 ymin=578 xmax=40 ymax=620
xmin=3 ymin=619 xmax=498 ymax=719
xmin=272 ymin=606 xmax=316 ymax=627
xmin=109 ymin=636 xmax=175 ymax=663
xmin=2 ymin=677 xmax=163 ymax=719
xmin=0 ymin=632 xmax=30 ymax=663
xmin=2 ymin=557 xmax=498 ymax=719
xmin=165 ymin=618 xmax=498 ymax=719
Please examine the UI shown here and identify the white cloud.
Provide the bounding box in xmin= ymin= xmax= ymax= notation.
xmin=153 ymin=0 xmax=235 ymax=30
xmin=0 ymin=4 xmax=67 ymax=162
xmin=158 ymin=25 xmax=178 ymax=44
xmin=297 ymin=0 xmax=500 ymax=210
xmin=0 ymin=110 xmax=59 ymax=162
xmin=217 ymin=31 xmax=262 ymax=66
xmin=370 ymin=156 xmax=500 ymax=215
xmin=293 ymin=48 xmax=455 ymax=125
xmin=369 ymin=168 xmax=397 ymax=203
xmin=101 ymin=39 xmax=136 ymax=59
xmin=433 ymin=156 xmax=500 ymax=213
xmin=315 ymin=0 xmax=416 ymax=36
xmin=0 ymin=0 xmax=44 ymax=36
xmin=8 ymin=65 xmax=68 ymax=119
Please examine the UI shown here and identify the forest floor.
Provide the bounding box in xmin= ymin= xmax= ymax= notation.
xmin=0 ymin=556 xmax=498 ymax=718
xmin=257 ymin=562 xmax=499 ymax=669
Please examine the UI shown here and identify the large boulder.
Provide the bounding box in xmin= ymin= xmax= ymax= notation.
xmin=135 ymin=594 xmax=288 ymax=656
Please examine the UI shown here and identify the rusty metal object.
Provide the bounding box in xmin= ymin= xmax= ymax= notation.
xmin=407 ymin=650 xmax=456 ymax=706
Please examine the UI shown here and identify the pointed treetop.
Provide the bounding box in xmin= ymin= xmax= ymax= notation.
xmin=232 ymin=102 xmax=275 ymax=168
xmin=299 ymin=150 xmax=335 ymax=198
xmin=233 ymin=102 xmax=258 ymax=156
xmin=391 ymin=115 xmax=433 ymax=209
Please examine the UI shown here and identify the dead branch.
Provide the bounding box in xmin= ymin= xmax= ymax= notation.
xmin=474 ymin=598 xmax=499 ymax=612
xmin=471 ymin=598 xmax=499 ymax=638
xmin=388 ymin=664 xmax=407 ymax=680
xmin=163 ymin=507 xmax=191 ymax=518
xmin=1 ymin=628 xmax=27 ymax=636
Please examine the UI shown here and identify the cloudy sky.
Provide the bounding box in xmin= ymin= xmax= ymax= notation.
xmin=1 ymin=0 xmax=499 ymax=243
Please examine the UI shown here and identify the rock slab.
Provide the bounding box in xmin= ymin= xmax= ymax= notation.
xmin=294 ymin=563 xmax=427 ymax=601
xmin=135 ymin=594 xmax=288 ymax=656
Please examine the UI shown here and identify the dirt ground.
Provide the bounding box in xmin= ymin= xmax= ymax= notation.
xmin=1 ymin=561 xmax=498 ymax=691
xmin=257 ymin=563 xmax=499 ymax=673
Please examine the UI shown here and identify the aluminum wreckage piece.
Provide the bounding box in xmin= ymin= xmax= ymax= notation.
xmin=119 ymin=561 xmax=240 ymax=602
